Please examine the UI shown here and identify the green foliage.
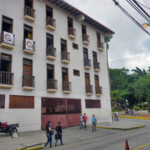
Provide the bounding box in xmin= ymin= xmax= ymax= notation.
xmin=133 ymin=105 xmax=141 ymax=111
xmin=110 ymin=67 xmax=150 ymax=109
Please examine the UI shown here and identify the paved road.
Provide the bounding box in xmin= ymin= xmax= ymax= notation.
xmin=0 ymin=118 xmax=150 ymax=150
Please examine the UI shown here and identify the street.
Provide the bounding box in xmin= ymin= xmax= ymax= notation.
xmin=0 ymin=118 xmax=150 ymax=150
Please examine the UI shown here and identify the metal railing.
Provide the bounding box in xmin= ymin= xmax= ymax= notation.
xmin=46 ymin=17 xmax=56 ymax=27
xmin=23 ymin=39 xmax=35 ymax=51
xmin=98 ymin=42 xmax=104 ymax=49
xmin=61 ymin=51 xmax=70 ymax=61
xmin=47 ymin=79 xmax=57 ymax=90
xmin=24 ymin=6 xmax=35 ymax=18
xmin=22 ymin=74 xmax=35 ymax=87
xmin=86 ymin=84 xmax=93 ymax=93
xmin=62 ymin=81 xmax=72 ymax=91
xmin=68 ymin=27 xmax=76 ymax=36
xmin=82 ymin=34 xmax=89 ymax=42
xmin=95 ymin=86 xmax=102 ymax=95
xmin=0 ymin=71 xmax=14 ymax=85
xmin=46 ymin=46 xmax=56 ymax=57
xmin=94 ymin=62 xmax=100 ymax=69
xmin=0 ymin=32 xmax=15 ymax=45
xmin=84 ymin=59 xmax=91 ymax=67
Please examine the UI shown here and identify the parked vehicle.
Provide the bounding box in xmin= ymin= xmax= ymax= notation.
xmin=0 ymin=122 xmax=19 ymax=136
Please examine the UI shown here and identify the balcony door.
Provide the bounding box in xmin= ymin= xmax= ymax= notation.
xmin=61 ymin=39 xmax=67 ymax=52
xmin=83 ymin=48 xmax=88 ymax=60
xmin=47 ymin=33 xmax=53 ymax=47
xmin=0 ymin=53 xmax=11 ymax=72
xmin=95 ymin=75 xmax=99 ymax=87
xmin=25 ymin=0 xmax=33 ymax=8
xmin=46 ymin=6 xmax=53 ymax=18
xmin=2 ymin=16 xmax=13 ymax=33
xmin=85 ymin=73 xmax=90 ymax=85
xmin=62 ymin=68 xmax=68 ymax=82
xmin=68 ymin=17 xmax=73 ymax=28
xmin=82 ymin=24 xmax=86 ymax=34
xmin=24 ymin=25 xmax=32 ymax=40
xmin=47 ymin=64 xmax=54 ymax=80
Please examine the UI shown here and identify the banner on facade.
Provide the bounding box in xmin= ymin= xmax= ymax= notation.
xmin=25 ymin=38 xmax=34 ymax=51
xmin=3 ymin=31 xmax=14 ymax=45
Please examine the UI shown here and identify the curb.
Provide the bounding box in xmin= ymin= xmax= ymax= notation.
xmin=119 ymin=115 xmax=150 ymax=120
xmin=16 ymin=144 xmax=44 ymax=150
xmin=87 ymin=125 xmax=146 ymax=130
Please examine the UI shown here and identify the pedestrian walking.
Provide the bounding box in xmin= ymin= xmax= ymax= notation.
xmin=44 ymin=121 xmax=54 ymax=150
xmin=80 ymin=114 xmax=84 ymax=129
xmin=55 ymin=122 xmax=63 ymax=146
xmin=92 ymin=114 xmax=97 ymax=132
xmin=115 ymin=111 xmax=119 ymax=121
xmin=83 ymin=113 xmax=88 ymax=128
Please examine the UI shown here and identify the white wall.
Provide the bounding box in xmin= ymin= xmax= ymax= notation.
xmin=0 ymin=0 xmax=112 ymax=132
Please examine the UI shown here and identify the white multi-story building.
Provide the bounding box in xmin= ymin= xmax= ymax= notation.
xmin=0 ymin=0 xmax=114 ymax=132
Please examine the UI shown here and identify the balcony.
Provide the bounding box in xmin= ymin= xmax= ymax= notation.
xmin=86 ymin=84 xmax=93 ymax=96
xmin=24 ymin=6 xmax=35 ymax=23
xmin=0 ymin=71 xmax=14 ymax=89
xmin=95 ymin=86 xmax=102 ymax=96
xmin=82 ymin=34 xmax=89 ymax=45
xmin=46 ymin=17 xmax=56 ymax=31
xmin=61 ymin=51 xmax=70 ymax=64
xmin=68 ymin=27 xmax=76 ymax=40
xmin=98 ymin=42 xmax=104 ymax=51
xmin=62 ymin=81 xmax=71 ymax=94
xmin=84 ymin=59 xmax=91 ymax=70
xmin=46 ymin=46 xmax=56 ymax=60
xmin=23 ymin=39 xmax=35 ymax=55
xmin=0 ymin=31 xmax=15 ymax=50
xmin=47 ymin=79 xmax=57 ymax=93
xmin=22 ymin=74 xmax=35 ymax=90
xmin=94 ymin=62 xmax=100 ymax=72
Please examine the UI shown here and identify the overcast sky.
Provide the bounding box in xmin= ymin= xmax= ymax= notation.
xmin=65 ymin=0 xmax=150 ymax=71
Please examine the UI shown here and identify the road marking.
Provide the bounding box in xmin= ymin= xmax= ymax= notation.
xmin=134 ymin=142 xmax=150 ymax=150
xmin=119 ymin=116 xmax=150 ymax=120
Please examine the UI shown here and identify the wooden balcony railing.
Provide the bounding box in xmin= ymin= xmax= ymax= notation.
xmin=94 ymin=62 xmax=100 ymax=70
xmin=22 ymin=74 xmax=35 ymax=87
xmin=46 ymin=46 xmax=56 ymax=57
xmin=24 ymin=6 xmax=35 ymax=18
xmin=98 ymin=42 xmax=104 ymax=49
xmin=61 ymin=51 xmax=70 ymax=61
xmin=95 ymin=86 xmax=102 ymax=95
xmin=86 ymin=84 xmax=93 ymax=94
xmin=82 ymin=34 xmax=89 ymax=42
xmin=84 ymin=59 xmax=91 ymax=67
xmin=68 ymin=27 xmax=76 ymax=36
xmin=46 ymin=17 xmax=56 ymax=27
xmin=62 ymin=81 xmax=72 ymax=91
xmin=0 ymin=31 xmax=15 ymax=45
xmin=47 ymin=79 xmax=57 ymax=90
xmin=0 ymin=71 xmax=14 ymax=85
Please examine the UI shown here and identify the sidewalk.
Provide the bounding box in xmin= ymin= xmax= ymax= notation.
xmin=88 ymin=119 xmax=146 ymax=130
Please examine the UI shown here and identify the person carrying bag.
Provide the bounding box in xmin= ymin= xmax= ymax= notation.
xmin=55 ymin=122 xmax=63 ymax=146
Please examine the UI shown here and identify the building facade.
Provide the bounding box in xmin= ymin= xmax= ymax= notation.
xmin=0 ymin=0 xmax=114 ymax=132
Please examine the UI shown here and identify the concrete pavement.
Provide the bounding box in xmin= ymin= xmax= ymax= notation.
xmin=0 ymin=118 xmax=149 ymax=150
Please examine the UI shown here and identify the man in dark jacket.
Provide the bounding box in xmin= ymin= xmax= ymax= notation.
xmin=55 ymin=122 xmax=63 ymax=146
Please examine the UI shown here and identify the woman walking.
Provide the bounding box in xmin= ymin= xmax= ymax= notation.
xmin=55 ymin=122 xmax=63 ymax=146
xmin=44 ymin=121 xmax=54 ymax=150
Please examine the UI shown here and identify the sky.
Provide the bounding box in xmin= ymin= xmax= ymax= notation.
xmin=65 ymin=0 xmax=150 ymax=71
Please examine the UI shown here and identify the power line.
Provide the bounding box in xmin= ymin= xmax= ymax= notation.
xmin=112 ymin=0 xmax=150 ymax=35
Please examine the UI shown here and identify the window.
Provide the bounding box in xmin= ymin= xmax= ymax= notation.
xmin=9 ymin=95 xmax=34 ymax=109
xmin=73 ymin=70 xmax=80 ymax=76
xmin=61 ymin=39 xmax=67 ymax=52
xmin=47 ymin=64 xmax=54 ymax=80
xmin=85 ymin=99 xmax=101 ymax=108
xmin=0 ymin=53 xmax=12 ymax=72
xmin=72 ymin=43 xmax=78 ymax=50
xmin=62 ymin=67 xmax=68 ymax=82
xmin=42 ymin=98 xmax=81 ymax=115
xmin=2 ymin=16 xmax=13 ymax=33
xmin=0 ymin=95 xmax=5 ymax=109
xmin=82 ymin=24 xmax=86 ymax=35
xmin=46 ymin=5 xmax=53 ymax=18
xmin=24 ymin=24 xmax=33 ymax=40
xmin=46 ymin=33 xmax=53 ymax=47
xmin=68 ymin=17 xmax=73 ymax=28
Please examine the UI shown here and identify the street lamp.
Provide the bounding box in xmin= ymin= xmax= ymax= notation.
xmin=142 ymin=23 xmax=150 ymax=28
